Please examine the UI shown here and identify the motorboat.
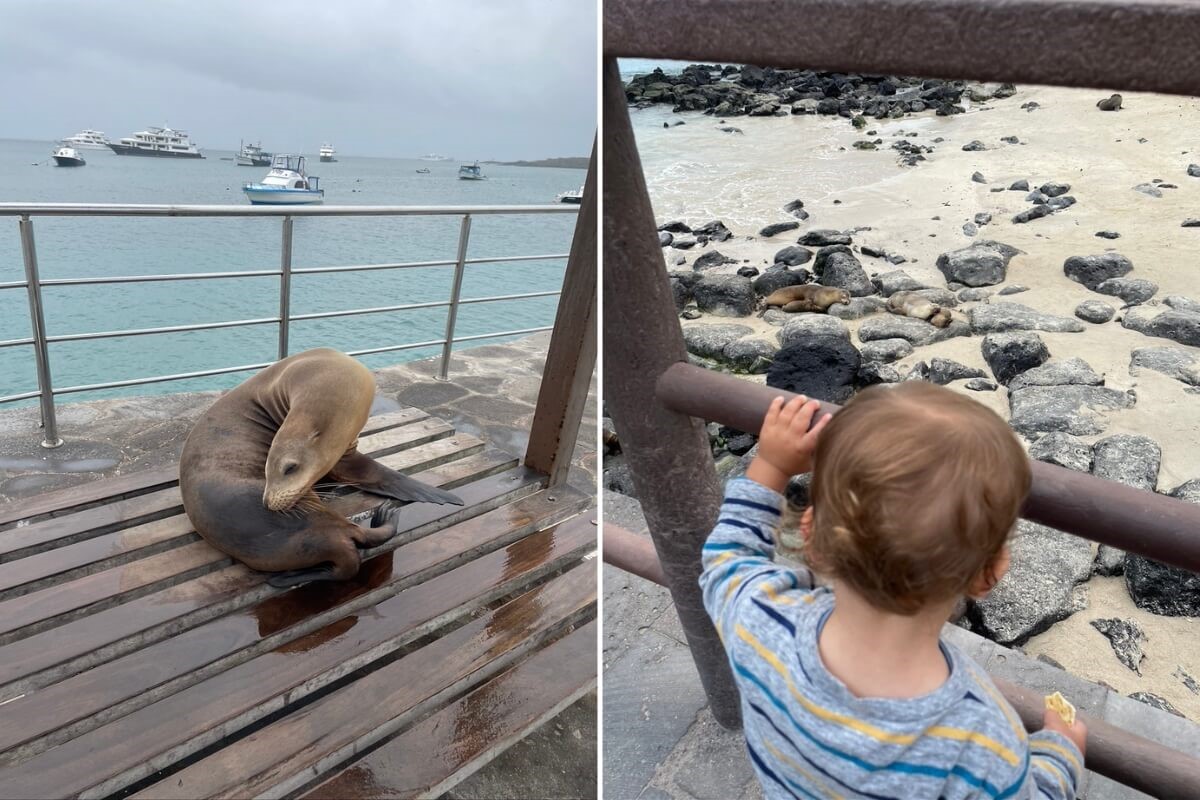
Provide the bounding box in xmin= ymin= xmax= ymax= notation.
xmin=458 ymin=161 xmax=485 ymax=180
xmin=109 ymin=126 xmax=203 ymax=158
xmin=243 ymin=154 xmax=324 ymax=204
xmin=60 ymin=130 xmax=111 ymax=150
xmin=556 ymin=186 xmax=584 ymax=204
xmin=319 ymin=143 xmax=336 ymax=162
xmin=415 ymin=167 xmax=431 ymax=174
xmin=235 ymin=140 xmax=272 ymax=167
xmin=52 ymin=146 xmax=86 ymax=167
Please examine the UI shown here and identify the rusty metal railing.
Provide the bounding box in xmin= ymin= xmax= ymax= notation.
xmin=603 ymin=0 xmax=1200 ymax=791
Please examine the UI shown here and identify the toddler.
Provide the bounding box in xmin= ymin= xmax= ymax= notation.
xmin=700 ymin=383 xmax=1086 ymax=799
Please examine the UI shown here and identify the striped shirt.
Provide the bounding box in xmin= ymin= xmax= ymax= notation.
xmin=699 ymin=477 xmax=1083 ymax=800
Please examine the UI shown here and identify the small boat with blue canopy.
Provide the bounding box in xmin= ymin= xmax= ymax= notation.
xmin=243 ymin=154 xmax=324 ymax=204
xmin=457 ymin=161 xmax=486 ymax=180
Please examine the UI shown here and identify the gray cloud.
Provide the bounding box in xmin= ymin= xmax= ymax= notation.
xmin=0 ymin=0 xmax=596 ymax=159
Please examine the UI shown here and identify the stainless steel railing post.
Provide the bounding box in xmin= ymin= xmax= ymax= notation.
xmin=18 ymin=216 xmax=63 ymax=448
xmin=278 ymin=215 xmax=293 ymax=360
xmin=436 ymin=214 xmax=472 ymax=381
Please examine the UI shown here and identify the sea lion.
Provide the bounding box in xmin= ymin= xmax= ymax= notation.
xmin=763 ymin=285 xmax=851 ymax=313
xmin=887 ymin=291 xmax=953 ymax=328
xmin=1097 ymin=94 xmax=1122 ymax=111
xmin=179 ymin=348 xmax=463 ymax=588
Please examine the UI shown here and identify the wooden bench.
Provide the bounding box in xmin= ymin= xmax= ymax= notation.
xmin=0 ymin=406 xmax=597 ymax=799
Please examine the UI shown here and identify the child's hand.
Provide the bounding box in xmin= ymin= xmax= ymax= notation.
xmin=746 ymin=396 xmax=832 ymax=493
xmin=1042 ymin=706 xmax=1087 ymax=759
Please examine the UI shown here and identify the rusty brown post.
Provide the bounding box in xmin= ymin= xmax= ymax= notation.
xmin=603 ymin=57 xmax=742 ymax=728
xmin=655 ymin=362 xmax=1200 ymax=575
xmin=525 ymin=138 xmax=598 ymax=488
xmin=601 ymin=523 xmax=1200 ymax=799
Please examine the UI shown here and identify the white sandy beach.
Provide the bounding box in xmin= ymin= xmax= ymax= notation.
xmin=631 ymin=83 xmax=1200 ymax=720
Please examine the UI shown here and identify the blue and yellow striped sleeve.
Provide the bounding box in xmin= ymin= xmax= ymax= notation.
xmin=1026 ymin=730 xmax=1083 ymax=799
xmin=699 ymin=477 xmax=814 ymax=640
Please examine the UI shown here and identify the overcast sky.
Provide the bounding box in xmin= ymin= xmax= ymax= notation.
xmin=0 ymin=0 xmax=596 ymax=160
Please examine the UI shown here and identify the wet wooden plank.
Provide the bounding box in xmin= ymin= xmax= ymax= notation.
xmin=0 ymin=433 xmax=488 ymax=600
xmin=0 ymin=435 xmax=488 ymax=642
xmin=0 ymin=408 xmax=435 ymax=563
xmin=0 ymin=407 xmax=428 ymax=530
xmin=1 ymin=514 xmax=596 ymax=799
xmin=0 ymin=482 xmax=586 ymax=761
xmin=304 ymin=621 xmax=597 ymax=800
xmin=0 ymin=464 xmax=542 ymax=698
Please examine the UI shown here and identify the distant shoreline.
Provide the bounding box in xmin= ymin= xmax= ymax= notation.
xmin=486 ymin=157 xmax=589 ymax=169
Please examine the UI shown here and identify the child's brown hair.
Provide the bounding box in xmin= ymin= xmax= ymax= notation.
xmin=807 ymin=382 xmax=1030 ymax=615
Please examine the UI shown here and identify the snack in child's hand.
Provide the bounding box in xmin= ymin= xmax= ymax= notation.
xmin=1045 ymin=691 xmax=1076 ymax=726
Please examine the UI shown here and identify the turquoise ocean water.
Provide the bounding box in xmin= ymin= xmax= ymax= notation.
xmin=0 ymin=139 xmax=582 ymax=406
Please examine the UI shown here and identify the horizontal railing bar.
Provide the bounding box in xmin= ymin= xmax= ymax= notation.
xmin=457 ymin=290 xmax=562 ymax=306
xmin=291 ymin=259 xmax=457 ymax=276
xmin=345 ymin=338 xmax=448 ymax=358
xmin=0 ymin=337 xmax=35 ymax=350
xmin=605 ymin=0 xmax=1200 ymax=97
xmin=600 ymin=523 xmax=1200 ymax=799
xmin=464 ymin=253 xmax=568 ymax=266
xmin=52 ymin=362 xmax=274 ymax=396
xmin=39 ymin=270 xmax=282 ymax=287
xmin=289 ymin=299 xmax=451 ymax=322
xmin=45 ymin=317 xmax=281 ymax=344
xmin=0 ymin=281 xmax=28 ymax=291
xmin=0 ymin=389 xmax=42 ymax=404
xmin=452 ymin=325 xmax=554 ymax=343
xmin=0 ymin=203 xmax=578 ymax=217
xmin=656 ymin=362 xmax=1200 ymax=575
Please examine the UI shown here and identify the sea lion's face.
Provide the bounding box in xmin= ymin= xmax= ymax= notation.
xmin=263 ymin=430 xmax=321 ymax=511
xmin=837 ymin=290 xmax=851 ymax=305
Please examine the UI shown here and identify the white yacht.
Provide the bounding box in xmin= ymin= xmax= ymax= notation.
xmin=319 ymin=143 xmax=336 ymax=162
xmin=556 ymin=186 xmax=584 ymax=204
xmin=52 ymin=146 xmax=86 ymax=167
xmin=419 ymin=153 xmax=451 ymax=161
xmin=60 ymin=130 xmax=111 ymax=150
xmin=243 ymin=154 xmax=324 ymax=204
xmin=108 ymin=127 xmax=203 ymax=158
xmin=458 ymin=161 xmax=485 ymax=180
xmin=235 ymin=140 xmax=272 ymax=167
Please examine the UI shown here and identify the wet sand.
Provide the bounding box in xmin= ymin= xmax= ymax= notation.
xmin=634 ymin=83 xmax=1200 ymax=719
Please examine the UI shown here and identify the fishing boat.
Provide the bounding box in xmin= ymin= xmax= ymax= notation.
xmin=243 ymin=154 xmax=324 ymax=205
xmin=108 ymin=126 xmax=203 ymax=158
xmin=319 ymin=143 xmax=336 ymax=162
xmin=457 ymin=161 xmax=485 ymax=180
xmin=60 ymin=129 xmax=111 ymax=150
xmin=52 ymin=146 xmax=86 ymax=167
xmin=235 ymin=140 xmax=272 ymax=167
xmin=415 ymin=167 xmax=431 ymax=174
xmin=556 ymin=186 xmax=583 ymax=204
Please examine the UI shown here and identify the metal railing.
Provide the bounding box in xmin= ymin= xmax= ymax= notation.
xmin=0 ymin=202 xmax=578 ymax=448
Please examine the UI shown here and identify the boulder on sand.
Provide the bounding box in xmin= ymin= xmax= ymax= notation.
xmin=981 ymin=331 xmax=1049 ymax=384
xmin=969 ymin=303 xmax=1085 ymax=333
xmin=936 ymin=241 xmax=1022 ymax=287
xmin=693 ymin=274 xmax=756 ymax=317
xmin=767 ymin=336 xmax=861 ymax=405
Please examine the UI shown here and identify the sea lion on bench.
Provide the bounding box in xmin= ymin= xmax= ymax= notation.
xmin=763 ymin=285 xmax=851 ymax=313
xmin=179 ymin=348 xmax=463 ymax=588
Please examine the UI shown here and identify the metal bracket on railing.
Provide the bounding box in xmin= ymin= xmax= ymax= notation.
xmin=278 ymin=216 xmax=294 ymax=361
xmin=17 ymin=216 xmax=63 ymax=448
xmin=437 ymin=214 xmax=473 ymax=381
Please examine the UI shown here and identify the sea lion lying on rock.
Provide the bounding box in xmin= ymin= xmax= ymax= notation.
xmin=763 ymin=285 xmax=851 ymax=313
xmin=180 ymin=348 xmax=464 ymax=587
xmin=887 ymin=291 xmax=954 ymax=328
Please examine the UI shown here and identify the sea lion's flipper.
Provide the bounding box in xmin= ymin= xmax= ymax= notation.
xmin=781 ymin=300 xmax=807 ymax=313
xmin=267 ymin=566 xmax=338 ymax=588
xmin=330 ymin=452 xmax=465 ymax=506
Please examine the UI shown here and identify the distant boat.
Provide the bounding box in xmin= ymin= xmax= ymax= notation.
xmin=420 ymin=153 xmax=451 ymax=161
xmin=243 ymin=154 xmax=324 ymax=205
xmin=556 ymin=186 xmax=584 ymax=204
xmin=52 ymin=146 xmax=86 ymax=167
xmin=235 ymin=140 xmax=272 ymax=167
xmin=416 ymin=168 xmax=431 ymax=174
xmin=319 ymin=143 xmax=336 ymax=162
xmin=109 ymin=126 xmax=203 ymax=158
xmin=458 ymin=161 xmax=485 ymax=180
xmin=60 ymin=129 xmax=111 ymax=150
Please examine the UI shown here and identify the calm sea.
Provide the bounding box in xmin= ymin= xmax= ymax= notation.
xmin=0 ymin=139 xmax=583 ymax=406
